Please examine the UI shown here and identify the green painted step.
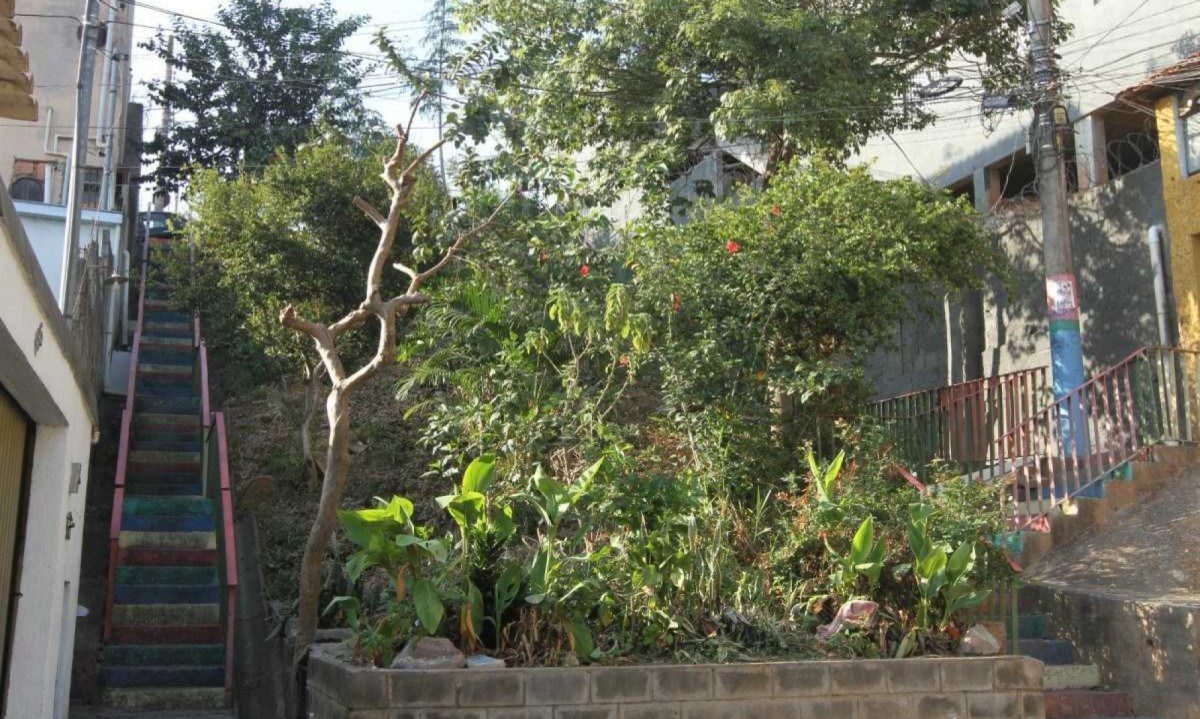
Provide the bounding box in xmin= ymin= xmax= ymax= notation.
xmin=1010 ymin=613 xmax=1047 ymax=639
xmin=116 ymin=566 xmax=218 ymax=586
xmin=104 ymin=643 xmax=224 ymax=666
xmin=1045 ymin=663 xmax=1101 ymax=690
xmin=101 ymin=686 xmax=226 ymax=712
xmin=134 ymin=412 xmax=201 ymax=426
xmin=129 ymin=450 xmax=201 ymax=464
xmin=140 ymin=362 xmax=193 ymax=376
xmin=112 ymin=602 xmax=220 ymax=626
xmin=118 ymin=530 xmax=216 ymax=550
xmin=122 ymin=496 xmax=212 ymax=517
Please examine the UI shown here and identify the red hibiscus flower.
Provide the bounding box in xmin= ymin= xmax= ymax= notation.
xmin=770 ymin=205 xmax=781 ymax=215
xmin=579 ymin=264 xmax=590 ymax=277
xmin=726 ymin=240 xmax=741 ymax=254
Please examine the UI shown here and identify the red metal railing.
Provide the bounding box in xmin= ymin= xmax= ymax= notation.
xmin=992 ymin=346 xmax=1199 ymax=524
xmin=214 ymin=411 xmax=238 ymax=705
xmin=867 ymin=366 xmax=1051 ymax=481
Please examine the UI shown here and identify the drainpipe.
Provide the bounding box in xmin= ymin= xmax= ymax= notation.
xmin=43 ymin=108 xmax=70 ymax=203
xmin=97 ymin=2 xmax=121 ymax=212
xmin=1148 ymin=225 xmax=1175 ymax=346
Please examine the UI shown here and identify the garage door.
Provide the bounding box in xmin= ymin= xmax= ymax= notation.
xmin=0 ymin=388 xmax=30 ymax=703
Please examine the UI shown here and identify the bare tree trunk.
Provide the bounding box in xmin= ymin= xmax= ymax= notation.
xmin=279 ymin=96 xmax=512 ymax=709
xmin=292 ymin=387 xmax=350 ymax=674
xmin=301 ymin=363 xmax=327 ymax=487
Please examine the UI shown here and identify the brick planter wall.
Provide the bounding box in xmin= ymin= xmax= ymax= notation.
xmin=307 ymin=645 xmax=1045 ymax=719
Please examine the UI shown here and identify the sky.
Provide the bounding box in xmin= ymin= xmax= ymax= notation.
xmin=128 ymin=0 xmax=444 ymax=174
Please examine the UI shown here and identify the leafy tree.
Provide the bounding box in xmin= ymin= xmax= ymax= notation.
xmin=454 ymin=0 xmax=1061 ymax=186
xmin=143 ymin=0 xmax=379 ymax=192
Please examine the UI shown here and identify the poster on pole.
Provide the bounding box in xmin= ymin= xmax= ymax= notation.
xmin=1046 ymin=273 xmax=1080 ymax=322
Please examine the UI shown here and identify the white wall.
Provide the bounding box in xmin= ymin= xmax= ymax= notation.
xmin=855 ymin=0 xmax=1200 ymax=189
xmin=12 ymin=201 xmax=122 ymax=306
xmin=0 ymin=209 xmax=96 ymax=718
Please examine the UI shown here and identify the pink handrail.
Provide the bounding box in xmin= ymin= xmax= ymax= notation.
xmin=214 ymin=411 xmax=238 ymax=704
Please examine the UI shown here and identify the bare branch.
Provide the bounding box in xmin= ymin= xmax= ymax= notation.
xmin=280 ymin=305 xmax=347 ymax=382
xmin=353 ymin=196 xmax=386 ymax=227
xmin=411 ymin=192 xmax=515 ymax=291
xmin=404 ymin=91 xmax=429 ymax=145
xmin=280 ymin=304 xmax=328 ymax=340
xmin=393 ymin=262 xmax=418 ymax=280
xmin=401 ymin=137 xmax=449 ymax=181
xmin=383 ymin=293 xmax=432 ymax=314
xmin=328 ymin=307 xmax=372 ymax=338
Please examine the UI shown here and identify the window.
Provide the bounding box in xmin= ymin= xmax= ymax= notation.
xmin=1176 ymin=92 xmax=1200 ymax=176
xmin=81 ymin=167 xmax=102 ymax=209
xmin=10 ymin=177 xmax=43 ymax=202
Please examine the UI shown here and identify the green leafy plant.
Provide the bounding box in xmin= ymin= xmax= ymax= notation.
xmin=902 ymin=502 xmax=992 ymax=640
xmin=337 ymin=496 xmax=449 ymax=638
xmin=826 ymin=516 xmax=886 ymax=596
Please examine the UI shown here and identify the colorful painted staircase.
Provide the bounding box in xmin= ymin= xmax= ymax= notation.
xmin=99 ymin=239 xmax=237 ymax=712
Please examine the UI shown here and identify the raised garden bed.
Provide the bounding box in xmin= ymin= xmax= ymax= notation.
xmin=307 ymin=644 xmax=1045 ymax=719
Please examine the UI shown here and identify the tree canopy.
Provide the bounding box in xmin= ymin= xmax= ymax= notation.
xmin=453 ymin=0 xmax=1050 ymax=185
xmin=143 ymin=0 xmax=379 ymax=192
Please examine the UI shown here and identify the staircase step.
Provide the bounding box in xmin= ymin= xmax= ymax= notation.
xmin=129 ymin=448 xmax=201 ymax=468
xmin=138 ymin=351 xmax=195 ymax=367
xmin=140 ymin=337 xmax=193 ymax=352
xmin=1045 ymin=689 xmax=1134 ymax=718
xmin=1010 ymin=613 xmax=1047 ymax=639
xmin=131 ymin=439 xmax=203 ymax=453
xmin=110 ymin=624 xmax=224 ymax=645
xmin=121 ymin=513 xmax=215 ymax=532
xmin=117 ymin=547 xmax=216 ymax=566
xmin=143 ymin=311 xmax=192 ymax=324
xmin=118 ymin=530 xmax=216 ymax=551
xmin=136 ymin=383 xmax=198 ymax=399
xmin=1046 ymin=663 xmax=1102 ymax=690
xmin=116 ymin=565 xmax=218 ymax=585
xmin=1020 ymin=638 xmax=1076 ymax=665
xmin=136 ymin=396 xmax=201 ymax=414
xmin=103 ymin=664 xmax=224 ymax=688
xmin=101 ymin=686 xmax=226 ymax=711
xmin=104 ymin=643 xmax=224 ymax=667
xmin=112 ymin=602 xmax=220 ymax=626
xmin=122 ymin=496 xmax=213 ymax=517
xmin=122 ymin=482 xmax=204 ymax=496
xmin=114 ymin=583 xmax=221 ymax=605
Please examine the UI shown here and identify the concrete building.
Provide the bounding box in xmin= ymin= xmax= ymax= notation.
xmin=855 ymin=0 xmax=1200 ymax=397
xmin=0 ymin=2 xmax=131 ymax=716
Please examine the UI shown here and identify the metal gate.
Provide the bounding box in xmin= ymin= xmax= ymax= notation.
xmin=0 ymin=387 xmax=30 ymax=708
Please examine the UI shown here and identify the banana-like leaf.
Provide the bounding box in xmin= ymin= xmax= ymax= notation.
xmin=412 ymin=578 xmax=444 ymax=634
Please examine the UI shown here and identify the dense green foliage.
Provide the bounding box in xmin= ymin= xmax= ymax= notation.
xmin=143 ymin=0 xmax=379 ymax=192
xmin=166 ymin=131 xmax=443 ymax=386
xmin=319 ymin=160 xmax=1013 ymax=666
xmin=452 ymin=0 xmax=1061 ymax=185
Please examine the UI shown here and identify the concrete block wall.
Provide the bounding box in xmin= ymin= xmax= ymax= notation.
xmin=307 ymin=647 xmax=1045 ymax=719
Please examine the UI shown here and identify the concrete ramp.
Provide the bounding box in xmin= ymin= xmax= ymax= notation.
xmin=1021 ymin=457 xmax=1200 ymax=719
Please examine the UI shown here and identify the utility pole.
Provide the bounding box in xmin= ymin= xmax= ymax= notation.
xmin=152 ymin=34 xmax=174 ymax=212
xmin=60 ymin=0 xmax=101 ymax=314
xmin=1028 ymin=0 xmax=1086 ymax=451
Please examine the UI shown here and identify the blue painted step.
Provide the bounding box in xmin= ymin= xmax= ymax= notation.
xmin=138 ymin=351 xmax=194 ymax=366
xmin=122 ymin=484 xmax=204 ymax=497
xmin=1020 ymin=638 xmax=1075 ymax=665
xmin=103 ymin=665 xmax=224 ymax=688
xmin=114 ymin=584 xmax=221 ymax=605
xmin=136 ymin=384 xmax=196 ymax=399
xmin=121 ymin=514 xmax=215 ymax=532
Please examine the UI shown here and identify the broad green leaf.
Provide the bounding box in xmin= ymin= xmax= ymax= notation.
xmin=851 ymin=517 xmax=874 ymax=562
xmin=463 ymin=453 xmax=497 ymax=494
xmin=412 ymin=578 xmax=444 ymax=634
xmin=568 ymin=618 xmax=596 ymax=660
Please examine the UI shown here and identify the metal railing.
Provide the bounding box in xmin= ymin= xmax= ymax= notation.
xmin=991 ymin=346 xmax=1198 ymax=525
xmin=867 ymin=367 xmax=1051 ymax=481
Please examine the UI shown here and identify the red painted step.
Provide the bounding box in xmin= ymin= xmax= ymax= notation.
xmin=117 ymin=547 xmax=217 ymax=566
xmin=109 ymin=624 xmax=224 ymax=645
xmin=1045 ymin=689 xmax=1134 ymax=718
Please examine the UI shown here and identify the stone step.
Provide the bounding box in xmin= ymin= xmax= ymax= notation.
xmin=117 ymin=547 xmax=217 ymax=567
xmin=111 ymin=602 xmax=220 ymax=626
xmin=130 ymin=439 xmax=203 ymax=454
xmin=142 ymin=310 xmax=192 ymax=324
xmin=136 ymin=383 xmax=198 ymax=399
xmin=101 ymin=686 xmax=226 ymax=712
xmin=1045 ymin=689 xmax=1134 ymax=718
xmin=136 ymin=395 xmax=200 ymax=414
xmin=122 ymin=482 xmax=204 ymax=497
xmin=104 ymin=643 xmax=224 ymax=667
xmin=111 ymin=604 xmax=222 ymax=628
xmin=116 ymin=565 xmax=218 ymax=586
xmin=122 ymin=496 xmax=213 ymax=517
xmin=138 ymin=351 xmax=195 ymax=367
xmin=121 ymin=513 xmax=215 ymax=533
xmin=128 ymin=449 xmax=201 ymax=469
xmin=1046 ymin=663 xmax=1102 ymax=690
xmin=140 ymin=336 xmax=192 ymax=351
xmin=114 ymin=583 xmax=221 ymax=605
xmin=1020 ymin=638 xmax=1076 ymax=665
xmin=139 ymin=361 xmax=192 ymax=375
xmin=110 ymin=624 xmax=224 ymax=645
xmin=104 ymin=664 xmax=224 ymax=689
xmin=118 ymin=530 xmax=216 ymax=551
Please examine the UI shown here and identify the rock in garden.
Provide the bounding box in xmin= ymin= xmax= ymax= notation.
xmin=391 ymin=636 xmax=467 ymax=669
xmin=467 ymin=654 xmax=506 ymax=669
xmin=959 ymin=624 xmax=1001 ymax=656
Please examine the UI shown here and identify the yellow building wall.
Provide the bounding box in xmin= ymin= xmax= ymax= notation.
xmin=1156 ymin=96 xmax=1200 ymax=348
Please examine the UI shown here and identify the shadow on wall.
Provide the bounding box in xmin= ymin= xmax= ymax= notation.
xmin=986 ymin=160 xmax=1165 ymax=379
